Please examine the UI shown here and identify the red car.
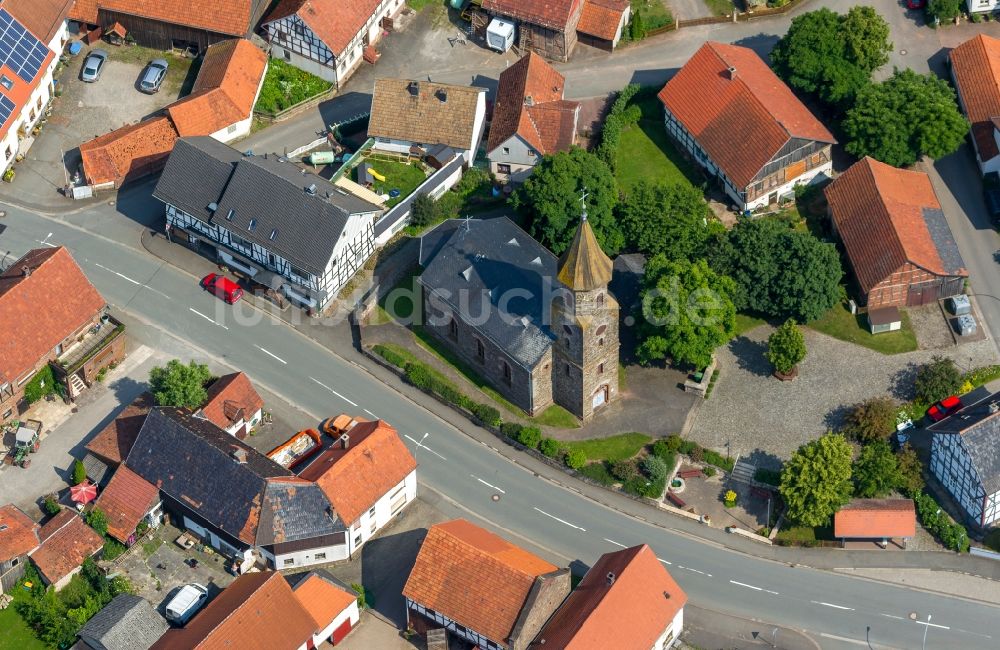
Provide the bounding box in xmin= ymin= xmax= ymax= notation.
xmin=906 ymin=0 xmax=925 ymax=8
xmin=927 ymin=395 xmax=962 ymax=422
xmin=201 ymin=273 xmax=243 ymax=304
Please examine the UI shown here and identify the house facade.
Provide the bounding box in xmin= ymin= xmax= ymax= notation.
xmin=290 ymin=570 xmax=362 ymax=647
xmin=967 ymin=0 xmax=998 ymax=14
xmin=154 ymin=137 xmax=382 ymax=311
xmin=94 ymin=466 xmax=163 ymax=545
xmin=0 ymin=247 xmax=126 ymax=424
xmin=196 ymin=371 xmax=264 ymax=439
xmin=479 ymin=0 xmax=628 ymax=61
xmin=0 ymin=504 xmax=40 ymax=594
xmin=825 ymin=157 xmax=967 ymax=309
xmin=928 ymin=392 xmax=1000 ymax=529
xmin=487 ymin=53 xmax=580 ymax=183
xmin=658 ymin=41 xmax=835 ymax=212
xmin=950 ymin=34 xmax=1000 ymax=176
xmin=262 ymin=0 xmax=404 ymax=87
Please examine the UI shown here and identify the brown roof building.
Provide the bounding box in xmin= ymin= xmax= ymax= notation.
xmin=0 ymin=504 xmax=40 ymax=594
xmin=658 ymin=41 xmax=836 ymax=212
xmin=481 ymin=0 xmax=628 ymax=60
xmin=487 ymin=53 xmax=580 ymax=183
xmin=78 ymin=116 xmax=179 ymax=189
xmin=825 ymin=157 xmax=967 ymax=309
xmin=197 ymin=371 xmax=265 ymax=439
xmin=30 ymin=510 xmax=103 ymax=590
xmin=949 ymin=34 xmax=1000 ymax=175
xmin=5 ymin=0 xmax=74 ymax=42
xmin=85 ymin=392 xmax=154 ymax=467
xmin=94 ymin=466 xmax=161 ymax=543
xmin=403 ymin=519 xmax=570 ymax=650
xmin=834 ymin=499 xmax=916 ymax=546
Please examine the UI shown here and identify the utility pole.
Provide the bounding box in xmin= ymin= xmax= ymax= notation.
xmin=921 ymin=614 xmax=931 ymax=650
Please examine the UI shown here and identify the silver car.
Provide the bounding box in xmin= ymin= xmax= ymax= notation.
xmin=139 ymin=59 xmax=168 ymax=93
xmin=165 ymin=583 xmax=209 ymax=625
xmin=81 ymin=49 xmax=108 ymax=83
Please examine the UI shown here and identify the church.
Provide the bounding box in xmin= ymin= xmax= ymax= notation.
xmin=416 ymin=211 xmax=620 ymax=420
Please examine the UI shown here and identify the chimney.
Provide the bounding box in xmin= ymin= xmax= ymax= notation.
xmin=663 ymin=590 xmax=672 ymax=600
xmin=340 ymin=433 xmax=350 ymax=449
xmin=436 ymin=88 xmax=447 ymax=103
xmin=606 ymin=572 xmax=615 ymax=586
xmin=232 ymin=448 xmax=248 ymax=464
xmin=524 ymin=95 xmax=534 ymax=106
xmin=21 ymin=265 xmax=30 ymax=278
xmin=990 ymin=401 xmax=999 ymax=414
xmin=726 ymin=66 xmax=737 ymax=80
xmin=408 ymin=81 xmax=419 ymax=96
xmin=306 ymin=183 xmax=317 ymax=195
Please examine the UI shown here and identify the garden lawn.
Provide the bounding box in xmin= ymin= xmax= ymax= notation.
xmin=733 ymin=313 xmax=766 ymax=337
xmin=615 ymin=112 xmax=699 ymax=191
xmin=564 ymin=432 xmax=652 ymax=462
xmin=808 ymin=302 xmax=918 ymax=355
xmin=0 ymin=591 xmax=49 ymax=650
xmin=631 ymin=0 xmax=672 ymax=30
xmin=702 ymin=0 xmax=734 ymax=15
xmin=254 ymin=58 xmax=332 ymax=114
xmin=775 ymin=524 xmax=835 ymax=546
xmin=378 ymin=267 xmax=422 ymax=322
xmin=363 ymin=159 xmax=427 ymax=208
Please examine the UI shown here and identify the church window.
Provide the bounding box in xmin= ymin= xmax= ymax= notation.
xmin=563 ymin=338 xmax=570 ymax=349
xmin=596 ymin=325 xmax=607 ymax=336
xmin=476 ymin=338 xmax=485 ymax=362
xmin=563 ymin=325 xmax=573 ymax=335
xmin=599 ymin=338 xmax=604 ymax=347
xmin=598 ymin=363 xmax=605 ymax=374
xmin=597 ymin=293 xmax=605 ymax=307
xmin=565 ymin=364 xmax=570 ymax=376
xmin=449 ymin=318 xmax=458 ymax=340
xmin=502 ymin=361 xmax=512 ymax=385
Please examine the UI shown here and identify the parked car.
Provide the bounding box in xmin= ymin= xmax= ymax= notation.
xmin=139 ymin=59 xmax=168 ymax=93
xmin=984 ymin=172 xmax=1000 ymax=223
xmin=201 ymin=273 xmax=243 ymax=304
xmin=80 ymin=49 xmax=108 ymax=82
xmin=927 ymin=395 xmax=962 ymax=422
xmin=165 ymin=583 xmax=209 ymax=625
xmin=905 ymin=0 xmax=925 ymax=8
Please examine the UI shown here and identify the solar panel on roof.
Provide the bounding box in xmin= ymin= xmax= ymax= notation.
xmin=0 ymin=95 xmax=16 ymax=126
xmin=0 ymin=10 xmax=49 ymax=84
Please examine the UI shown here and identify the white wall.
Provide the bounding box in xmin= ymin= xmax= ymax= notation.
xmin=488 ymin=134 xmax=539 ymax=180
xmin=272 ymin=45 xmax=337 ymax=83
xmin=181 ymin=516 xmax=255 ymax=572
xmin=347 ymin=469 xmax=417 ymax=554
xmin=653 ymin=607 xmax=684 ymax=649
xmin=312 ymin=599 xmax=361 ymax=646
xmin=611 ymin=6 xmax=631 ymax=48
xmin=270 ymin=540 xmax=349 ymax=569
xmin=968 ymin=0 xmax=998 ymax=13
xmin=468 ymin=92 xmax=488 ymax=163
xmin=742 ymin=162 xmax=832 ymax=211
xmin=209 ymin=58 xmax=267 ymax=143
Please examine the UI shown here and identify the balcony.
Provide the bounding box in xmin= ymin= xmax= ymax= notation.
xmin=57 ymin=314 xmax=126 ymax=375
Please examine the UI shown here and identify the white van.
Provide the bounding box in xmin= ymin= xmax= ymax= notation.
xmin=165 ymin=584 xmax=209 ymax=625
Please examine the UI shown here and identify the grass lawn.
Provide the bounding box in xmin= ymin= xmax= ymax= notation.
xmin=702 ymin=0 xmax=734 ymax=16
xmin=360 ymin=158 xmax=427 ymax=208
xmin=631 ymin=0 xmax=673 ymax=30
xmin=0 ymin=590 xmax=50 ymax=650
xmin=775 ymin=524 xmax=834 ymax=546
xmin=808 ymin=302 xmax=918 ymax=355
xmin=407 ymin=0 xmax=439 ymax=9
xmin=564 ymin=432 xmax=652 ymax=462
xmin=254 ymin=58 xmax=332 ymax=114
xmin=615 ymin=100 xmax=699 ymax=191
xmin=733 ymin=313 xmax=767 ymax=337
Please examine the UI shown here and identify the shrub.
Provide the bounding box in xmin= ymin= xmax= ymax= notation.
xmin=373 ymin=345 xmax=407 ymax=369
xmin=688 ymin=445 xmax=704 ymax=462
xmin=23 ymin=364 xmax=56 ymax=404
xmin=596 ymin=84 xmax=642 ymax=171
xmin=896 ymin=442 xmax=925 ymax=496
xmin=724 ymin=490 xmax=738 ymax=506
xmin=350 ymin=583 xmax=371 ymax=609
xmin=703 ymin=466 xmax=716 ymax=477
xmin=665 ymin=434 xmax=683 ymax=451
xmin=539 ymin=438 xmax=561 ymax=458
xmin=964 ymin=365 xmax=1000 ymax=389
xmin=404 ymin=363 xmax=434 ymax=390
xmin=652 ymin=439 xmax=671 ymax=459
xmin=409 ymin=193 xmax=436 ymax=228
xmin=702 ymin=449 xmax=734 ymax=472
xmin=915 ymin=356 xmax=962 ymax=404
xmin=72 ymin=459 xmax=88 ymax=486
xmin=518 ymin=426 xmax=542 ymax=449
xmin=578 ymin=461 xmax=614 ymax=486
xmin=86 ymin=509 xmax=108 ymax=537
xmin=767 ymin=319 xmax=806 ymax=374
xmin=470 ymin=403 xmax=502 ymax=428
xmin=102 ymin=539 xmax=126 ymax=561
xmin=623 ymin=476 xmax=666 ymax=498
xmin=437 ymin=384 xmax=465 ymax=407
xmin=678 ymin=439 xmax=698 ymax=455
xmin=43 ymin=495 xmax=62 ymax=516
xmin=566 ymin=450 xmax=587 ymax=470
xmin=500 ymin=422 xmax=523 ymax=439
xmin=914 ymin=491 xmax=968 ymax=552
xmin=844 ymin=396 xmax=898 ymax=443
xmin=611 ymin=459 xmax=640 ymax=482
xmin=754 ymin=468 xmax=782 ymax=486
xmin=641 ymin=456 xmax=669 ymax=483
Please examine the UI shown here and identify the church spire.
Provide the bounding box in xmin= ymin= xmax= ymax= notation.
xmin=556 ymin=189 xmax=613 ymax=291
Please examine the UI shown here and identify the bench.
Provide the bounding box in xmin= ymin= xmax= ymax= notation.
xmin=677 ymin=469 xmax=704 ymax=479
xmin=666 ymin=491 xmax=686 ymax=508
xmin=752 ymin=486 xmax=773 ymax=500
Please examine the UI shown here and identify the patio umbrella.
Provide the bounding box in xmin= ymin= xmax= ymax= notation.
xmin=70 ymin=481 xmax=98 ymax=505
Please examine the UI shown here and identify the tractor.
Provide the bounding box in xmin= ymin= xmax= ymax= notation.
xmin=7 ymin=421 xmax=41 ymax=468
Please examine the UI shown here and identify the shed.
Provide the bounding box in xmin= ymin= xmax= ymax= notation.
xmin=486 ymin=18 xmax=516 ymax=52
xmin=947 ymin=294 xmax=972 ymax=316
xmin=868 ymin=306 xmax=901 ymax=334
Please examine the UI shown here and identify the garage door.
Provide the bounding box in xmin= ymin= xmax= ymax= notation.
xmin=332 ymin=618 xmax=353 ymax=645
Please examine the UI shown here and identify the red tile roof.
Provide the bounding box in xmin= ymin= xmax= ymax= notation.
xmin=824 ymin=157 xmax=967 ymax=293
xmin=0 ymin=247 xmax=106 ymax=386
xmin=577 ymin=0 xmax=628 ymax=41
xmin=292 ymin=573 xmax=357 ymax=629
xmin=152 ymin=572 xmax=318 ymax=650
xmin=79 ymin=115 xmax=179 ymax=186
xmin=298 ymin=419 xmax=416 ymax=526
xmin=167 ymin=39 xmax=267 ymax=137
xmin=950 ymin=34 xmax=1000 ymax=162
xmin=199 ymin=372 xmax=263 ymax=431
xmin=265 ymin=0 xmax=383 ymax=57
xmin=30 ymin=510 xmax=103 ymax=586
xmin=85 ymin=392 xmax=154 ymax=465
xmin=658 ymin=41 xmax=835 ymax=189
xmin=5 ymin=0 xmax=74 ymax=42
xmin=483 ymin=0 xmax=582 ymax=30
xmin=68 ymin=0 xmax=99 ymax=24
xmin=534 ymin=545 xmax=686 ymax=649
xmin=0 ymin=504 xmax=40 ymax=564
xmin=488 ymin=53 xmax=579 ymax=156
xmin=94 ymin=466 xmax=160 ymax=543
xmin=834 ymin=499 xmax=916 ymax=539
xmin=79 ymin=0 xmax=261 ymax=37
xmin=402 ymin=519 xmax=559 ymax=646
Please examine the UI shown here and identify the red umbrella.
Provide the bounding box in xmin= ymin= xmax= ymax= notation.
xmin=70 ymin=481 xmax=98 ymax=504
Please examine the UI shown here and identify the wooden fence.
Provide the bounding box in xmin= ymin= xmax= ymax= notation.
xmin=644 ymin=0 xmax=811 ymax=38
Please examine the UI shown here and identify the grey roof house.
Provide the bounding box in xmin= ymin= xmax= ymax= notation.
xmin=77 ymin=594 xmax=168 ymax=650
xmin=153 ymin=136 xmax=383 ymax=311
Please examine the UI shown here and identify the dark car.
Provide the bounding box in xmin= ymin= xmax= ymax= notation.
xmin=81 ymin=49 xmax=108 ymax=82
xmin=984 ymin=172 xmax=1000 ymax=223
xmin=139 ymin=59 xmax=168 ymax=93
xmin=927 ymin=395 xmax=962 ymax=422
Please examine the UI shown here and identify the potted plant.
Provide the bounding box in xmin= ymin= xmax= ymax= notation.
xmin=724 ymin=490 xmax=738 ymax=508
xmin=2 ymin=168 xmax=14 ymax=183
xmin=767 ymin=319 xmax=806 ymax=380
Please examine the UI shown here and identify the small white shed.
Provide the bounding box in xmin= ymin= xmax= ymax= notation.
xmin=486 ymin=19 xmax=516 ymax=53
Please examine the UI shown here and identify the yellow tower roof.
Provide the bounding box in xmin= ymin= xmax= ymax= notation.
xmin=557 ymin=217 xmax=613 ymax=291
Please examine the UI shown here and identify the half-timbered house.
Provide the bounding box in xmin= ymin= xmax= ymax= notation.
xmin=262 ymin=0 xmax=404 ymax=87
xmin=153 ymin=137 xmax=382 ymax=311
xmin=928 ymin=391 xmax=1000 ymax=529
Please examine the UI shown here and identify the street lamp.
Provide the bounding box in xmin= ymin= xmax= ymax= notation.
xmin=866 ymin=626 xmax=873 ymax=650
xmin=771 ymin=628 xmax=779 ymax=648
xmin=921 ymin=614 xmax=931 ymax=650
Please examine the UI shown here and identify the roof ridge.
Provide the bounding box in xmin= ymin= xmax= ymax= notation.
xmin=859 ymin=158 xmax=908 ymax=264
xmin=708 ymin=42 xmax=795 ymax=144
xmin=976 ymin=35 xmax=1000 ymax=115
xmin=447 ymin=528 xmax=551 ymax=580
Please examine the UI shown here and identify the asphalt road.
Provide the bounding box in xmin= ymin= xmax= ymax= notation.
xmin=1 ymin=205 xmax=996 ymax=649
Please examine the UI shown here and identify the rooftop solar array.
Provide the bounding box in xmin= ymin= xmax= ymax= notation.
xmin=0 ymin=9 xmax=49 ymax=84
xmin=0 ymin=94 xmax=15 ymax=127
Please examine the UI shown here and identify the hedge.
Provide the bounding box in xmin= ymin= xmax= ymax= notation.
xmin=470 ymin=403 xmax=501 ymax=428
xmin=596 ymin=84 xmax=642 ymax=172
xmin=539 ymin=438 xmax=561 ymax=458
xmin=566 ymin=449 xmax=587 ymax=470
xmin=964 ymin=365 xmax=1000 ymax=390
xmin=914 ymin=491 xmax=969 ymax=552
xmin=518 ymin=426 xmax=542 ymax=449
xmin=578 ymin=461 xmax=614 ymax=486
xmin=23 ymin=364 xmax=56 ymax=404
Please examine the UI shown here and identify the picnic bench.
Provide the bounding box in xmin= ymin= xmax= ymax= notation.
xmin=677 ymin=469 xmax=704 ymax=479
xmin=666 ymin=491 xmax=687 ymax=508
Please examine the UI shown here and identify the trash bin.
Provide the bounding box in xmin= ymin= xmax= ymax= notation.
xmin=946 ymin=294 xmax=971 ymax=316
xmin=956 ymin=314 xmax=977 ymax=336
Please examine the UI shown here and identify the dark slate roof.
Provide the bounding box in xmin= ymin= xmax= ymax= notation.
xmin=922 ymin=207 xmax=966 ymax=277
xmin=82 ymin=451 xmax=113 ymax=488
xmin=285 ymin=567 xmax=352 ymax=592
xmin=153 ymin=137 xmax=382 ymax=276
xmin=928 ymin=390 xmax=1000 ymax=493
xmin=417 ymin=217 xmax=557 ymax=369
xmin=78 ymin=594 xmax=168 ymax=650
xmin=257 ymin=478 xmax=344 ymax=546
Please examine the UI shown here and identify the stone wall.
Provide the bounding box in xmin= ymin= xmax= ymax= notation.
xmin=509 ymin=569 xmax=571 ymax=650
xmin=551 ymin=287 xmax=620 ymax=420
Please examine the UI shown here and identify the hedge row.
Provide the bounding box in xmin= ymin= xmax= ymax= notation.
xmin=596 ymin=84 xmax=642 ymax=172
xmin=914 ymin=491 xmax=969 ymax=552
xmin=655 ymin=434 xmax=734 ymax=472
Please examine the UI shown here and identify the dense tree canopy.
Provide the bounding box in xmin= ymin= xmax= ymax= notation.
xmin=927 ymin=0 xmax=963 ymax=22
xmin=853 ymin=440 xmax=901 ymax=498
xmin=780 ymin=433 xmax=854 ymax=526
xmin=843 ymin=68 xmax=968 ymax=167
xmin=618 ymin=180 xmax=718 ymax=260
xmin=914 ymin=356 xmax=963 ymax=404
xmin=844 ymin=396 xmax=898 ymax=443
xmin=511 ymin=148 xmax=622 ymax=255
xmin=767 ymin=319 xmax=807 ymax=375
xmin=770 ymin=7 xmax=891 ymax=108
xmin=149 ymin=359 xmax=212 ymax=410
xmin=637 ymin=256 xmax=737 ymax=369
xmin=710 ymin=219 xmax=842 ymax=322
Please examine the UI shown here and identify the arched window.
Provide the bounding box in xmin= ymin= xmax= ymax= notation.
xmin=565 ymin=363 xmax=571 ymax=376
xmin=475 ymin=338 xmax=485 ymax=362
xmin=448 ymin=318 xmax=458 ymax=340
xmin=563 ymin=338 xmax=570 ymax=349
xmin=563 ymin=324 xmax=573 ymax=335
xmin=598 ymin=363 xmax=605 ymax=374
xmin=596 ymin=293 xmax=605 ymax=307
xmin=502 ymin=361 xmax=512 ymax=385
xmin=596 ymin=325 xmax=607 ymax=336
xmin=599 ymin=338 xmax=605 ymax=347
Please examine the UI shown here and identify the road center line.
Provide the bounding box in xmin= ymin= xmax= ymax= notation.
xmin=603 ymin=538 xmax=627 ymax=548
xmin=309 ymin=377 xmax=358 ymax=406
xmin=470 ymin=475 xmax=505 ymax=494
xmin=94 ymin=262 xmax=140 ymax=285
xmin=657 ymin=558 xmax=672 ymax=565
xmin=188 ymin=307 xmax=229 ymax=330
xmin=533 ymin=507 xmax=586 ymax=532
xmin=811 ymin=601 xmax=854 ymax=611
xmin=682 ymin=567 xmax=711 ymax=577
xmin=255 ymin=345 xmax=287 ymax=364
xmin=915 ymin=620 xmax=950 ymax=630
xmin=364 ymin=408 xmax=379 ymax=418
xmin=881 ymin=613 xmax=905 ymax=620
xmin=403 ymin=434 xmax=447 ymax=461
xmin=729 ymin=580 xmax=761 ymax=591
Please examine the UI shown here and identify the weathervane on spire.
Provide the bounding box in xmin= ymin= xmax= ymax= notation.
xmin=579 ymin=188 xmax=589 ymax=222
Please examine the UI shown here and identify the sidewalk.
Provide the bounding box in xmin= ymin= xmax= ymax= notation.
xmin=682 ymin=604 xmax=820 ymax=650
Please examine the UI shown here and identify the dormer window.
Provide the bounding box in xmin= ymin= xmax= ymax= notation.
xmin=248 ymin=219 xmax=257 ymax=232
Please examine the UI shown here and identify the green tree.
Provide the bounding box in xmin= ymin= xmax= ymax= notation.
xmin=566 ymin=450 xmax=587 ymax=470
xmin=86 ymin=508 xmax=108 ymax=537
xmin=844 ymin=396 xmax=898 ymax=443
xmin=409 ymin=193 xmax=436 ymax=228
xmin=927 ymin=0 xmax=962 ymax=22
xmin=770 ymin=7 xmax=891 ymax=107
xmin=511 ymin=148 xmax=622 ymax=255
xmin=618 ymin=180 xmax=717 ymax=260
xmin=767 ymin=319 xmax=807 ymax=375
xmin=637 ymin=256 xmax=737 ymax=369
xmin=843 ymin=69 xmax=968 ymax=167
xmin=148 ymin=359 xmax=212 ymax=410
xmin=641 ymin=455 xmax=669 ymax=483
xmin=72 ymin=459 xmax=88 ymax=485
xmin=853 ymin=440 xmax=901 ymax=498
xmin=628 ymin=10 xmax=645 ymax=40
xmin=896 ymin=442 xmax=925 ymax=496
xmin=914 ymin=356 xmax=963 ymax=403
xmin=780 ymin=433 xmax=854 ymax=526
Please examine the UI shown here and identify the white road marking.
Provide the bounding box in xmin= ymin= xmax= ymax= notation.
xmin=657 ymin=558 xmax=672 ymax=565
xmin=309 ymin=377 xmax=357 ymax=406
xmin=881 ymin=613 xmax=905 ymax=621
xmin=819 ymin=633 xmax=868 ymax=647
xmin=603 ymin=538 xmax=627 ymax=548
xmin=188 ymin=307 xmax=229 ymax=330
xmin=470 ymin=475 xmax=505 ymax=494
xmin=682 ymin=567 xmax=711 ymax=577
xmin=255 ymin=345 xmax=287 ymax=364
xmin=953 ymin=628 xmax=991 ymax=639
xmin=915 ymin=620 xmax=950 ymax=630
xmin=94 ymin=262 xmax=140 ymax=285
xmin=730 ymin=580 xmax=760 ymax=591
xmin=403 ymin=434 xmax=447 ymax=461
xmin=533 ymin=507 xmax=586 ymax=531
xmin=811 ymin=601 xmax=854 ymax=611
xmin=364 ymin=408 xmax=379 ymax=418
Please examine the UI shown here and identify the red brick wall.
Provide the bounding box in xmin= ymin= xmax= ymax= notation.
xmin=865 ymin=263 xmax=959 ymax=308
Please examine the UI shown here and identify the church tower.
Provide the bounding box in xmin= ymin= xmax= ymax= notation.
xmin=551 ymin=196 xmax=620 ymax=420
